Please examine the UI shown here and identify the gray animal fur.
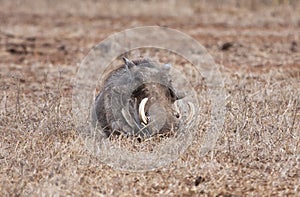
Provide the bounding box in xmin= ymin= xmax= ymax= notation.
xmin=91 ymin=57 xmax=183 ymax=138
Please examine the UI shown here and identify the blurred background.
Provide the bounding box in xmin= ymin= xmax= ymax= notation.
xmin=0 ymin=0 xmax=299 ymax=68
xmin=1 ymin=0 xmax=299 ymax=17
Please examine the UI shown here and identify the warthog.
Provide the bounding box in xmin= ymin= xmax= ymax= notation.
xmin=92 ymin=57 xmax=183 ymax=138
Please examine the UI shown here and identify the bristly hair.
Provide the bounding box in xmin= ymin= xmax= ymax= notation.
xmin=92 ymin=57 xmax=183 ymax=139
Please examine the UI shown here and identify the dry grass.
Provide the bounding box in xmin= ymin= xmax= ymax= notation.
xmin=1 ymin=62 xmax=299 ymax=196
xmin=0 ymin=0 xmax=300 ymax=196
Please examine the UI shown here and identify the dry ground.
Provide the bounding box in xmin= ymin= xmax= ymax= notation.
xmin=0 ymin=0 xmax=299 ymax=196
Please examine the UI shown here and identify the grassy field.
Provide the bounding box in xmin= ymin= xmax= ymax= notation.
xmin=0 ymin=0 xmax=299 ymax=196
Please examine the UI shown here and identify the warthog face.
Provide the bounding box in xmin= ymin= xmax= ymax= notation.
xmin=92 ymin=57 xmax=184 ymax=139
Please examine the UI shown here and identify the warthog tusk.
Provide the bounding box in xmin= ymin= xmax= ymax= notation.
xmin=139 ymin=97 xmax=149 ymax=125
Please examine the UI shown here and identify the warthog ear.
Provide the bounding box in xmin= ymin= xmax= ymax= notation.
xmin=122 ymin=57 xmax=136 ymax=68
xmin=122 ymin=57 xmax=136 ymax=79
xmin=169 ymin=86 xmax=185 ymax=102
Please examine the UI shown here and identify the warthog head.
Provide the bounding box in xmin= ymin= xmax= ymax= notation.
xmin=92 ymin=57 xmax=184 ymax=139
